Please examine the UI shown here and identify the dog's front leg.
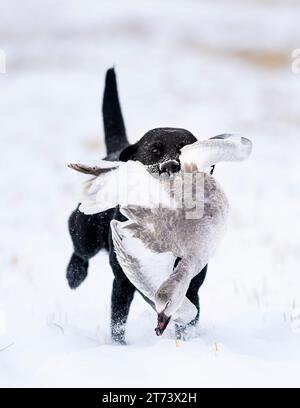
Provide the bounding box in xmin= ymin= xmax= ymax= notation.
xmin=110 ymin=276 xmax=136 ymax=344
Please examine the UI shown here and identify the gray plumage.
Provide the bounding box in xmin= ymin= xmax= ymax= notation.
xmin=69 ymin=134 xmax=252 ymax=325
xmin=110 ymin=172 xmax=228 ymax=321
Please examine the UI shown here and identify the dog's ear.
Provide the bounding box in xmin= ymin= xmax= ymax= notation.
xmin=119 ymin=144 xmax=138 ymax=162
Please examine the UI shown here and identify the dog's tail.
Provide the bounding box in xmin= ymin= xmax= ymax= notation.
xmin=102 ymin=68 xmax=129 ymax=155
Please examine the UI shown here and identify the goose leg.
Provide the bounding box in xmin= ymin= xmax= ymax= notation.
xmin=175 ymin=265 xmax=208 ymax=340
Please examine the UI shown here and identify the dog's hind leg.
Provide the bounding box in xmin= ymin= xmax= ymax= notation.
xmin=67 ymin=207 xmax=114 ymax=289
xmin=67 ymin=252 xmax=89 ymax=290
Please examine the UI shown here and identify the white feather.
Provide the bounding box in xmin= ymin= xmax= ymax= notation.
xmin=110 ymin=219 xmax=197 ymax=324
xmin=181 ymin=134 xmax=252 ymax=172
xmin=78 ymin=160 xmax=172 ymax=215
xmin=70 ymin=133 xmax=252 ymax=326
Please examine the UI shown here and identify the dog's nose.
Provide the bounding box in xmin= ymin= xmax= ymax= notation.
xmin=159 ymin=160 xmax=180 ymax=174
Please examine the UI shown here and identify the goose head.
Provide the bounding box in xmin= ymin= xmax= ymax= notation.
xmin=154 ymin=277 xmax=190 ymax=336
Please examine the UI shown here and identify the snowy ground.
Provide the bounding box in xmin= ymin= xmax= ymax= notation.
xmin=1 ymin=0 xmax=300 ymax=388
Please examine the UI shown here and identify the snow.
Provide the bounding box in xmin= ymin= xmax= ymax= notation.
xmin=1 ymin=0 xmax=300 ymax=388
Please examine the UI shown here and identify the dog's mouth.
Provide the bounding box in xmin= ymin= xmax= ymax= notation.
xmin=147 ymin=160 xmax=181 ymax=179
xmin=155 ymin=312 xmax=172 ymax=336
xmin=159 ymin=160 xmax=180 ymax=176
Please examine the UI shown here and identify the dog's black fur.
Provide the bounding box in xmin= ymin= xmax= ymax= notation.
xmin=67 ymin=68 xmax=208 ymax=343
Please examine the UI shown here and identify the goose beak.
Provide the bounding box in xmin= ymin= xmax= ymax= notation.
xmin=155 ymin=312 xmax=172 ymax=336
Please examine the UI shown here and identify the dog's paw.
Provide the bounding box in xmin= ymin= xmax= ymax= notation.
xmin=175 ymin=322 xmax=200 ymax=341
xmin=66 ymin=253 xmax=88 ymax=289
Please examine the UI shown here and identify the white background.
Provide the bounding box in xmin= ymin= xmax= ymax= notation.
xmin=0 ymin=0 xmax=300 ymax=387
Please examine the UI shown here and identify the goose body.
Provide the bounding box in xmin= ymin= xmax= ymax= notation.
xmin=69 ymin=134 xmax=252 ymax=334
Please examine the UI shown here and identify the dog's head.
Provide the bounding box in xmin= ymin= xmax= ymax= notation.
xmin=119 ymin=127 xmax=197 ymax=176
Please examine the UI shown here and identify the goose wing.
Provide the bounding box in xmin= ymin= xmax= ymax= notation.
xmin=180 ymin=134 xmax=252 ymax=172
xmin=69 ymin=160 xmax=166 ymax=215
xmin=111 ymin=219 xmax=198 ymax=324
xmin=68 ymin=161 xmax=120 ymax=175
xmin=68 ymin=160 xmax=122 ymax=214
xmin=111 ymin=219 xmax=160 ymax=300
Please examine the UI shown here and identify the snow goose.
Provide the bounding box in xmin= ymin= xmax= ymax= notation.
xmin=69 ymin=134 xmax=252 ymax=335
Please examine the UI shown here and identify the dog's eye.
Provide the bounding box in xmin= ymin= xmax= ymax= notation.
xmin=151 ymin=146 xmax=161 ymax=155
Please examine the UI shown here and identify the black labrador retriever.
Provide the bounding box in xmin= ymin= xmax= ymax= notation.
xmin=67 ymin=68 xmax=208 ymax=343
